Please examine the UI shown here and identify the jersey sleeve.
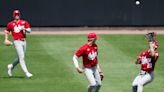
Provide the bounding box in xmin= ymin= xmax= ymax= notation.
xmin=140 ymin=51 xmax=146 ymax=57
xmin=75 ymin=46 xmax=85 ymax=58
xmin=5 ymin=23 xmax=11 ymax=33
xmin=24 ymin=21 xmax=31 ymax=28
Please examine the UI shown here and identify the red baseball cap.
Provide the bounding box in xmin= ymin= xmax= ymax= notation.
xmin=13 ymin=10 xmax=20 ymax=17
xmin=87 ymin=32 xmax=100 ymax=39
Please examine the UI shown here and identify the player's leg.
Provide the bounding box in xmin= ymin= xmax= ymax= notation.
xmin=22 ymin=41 xmax=33 ymax=77
xmin=143 ymin=72 xmax=154 ymax=86
xmin=14 ymin=41 xmax=32 ymax=77
xmin=7 ymin=58 xmax=19 ymax=76
xmin=23 ymin=41 xmax=26 ymax=53
xmin=7 ymin=41 xmax=20 ymax=76
xmin=94 ymin=67 xmax=102 ymax=92
xmin=84 ymin=67 xmax=97 ymax=92
xmin=132 ymin=75 xmax=141 ymax=92
xmin=11 ymin=58 xmax=19 ymax=69
xmin=137 ymin=73 xmax=154 ymax=92
xmin=88 ymin=86 xmax=97 ymax=92
xmin=132 ymin=86 xmax=138 ymax=92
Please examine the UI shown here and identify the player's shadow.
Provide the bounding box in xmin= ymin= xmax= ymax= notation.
xmin=2 ymin=76 xmax=25 ymax=79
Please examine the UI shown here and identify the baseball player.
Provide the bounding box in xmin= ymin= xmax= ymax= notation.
xmin=73 ymin=32 xmax=104 ymax=92
xmin=132 ymin=32 xmax=159 ymax=92
xmin=4 ymin=9 xmax=33 ymax=78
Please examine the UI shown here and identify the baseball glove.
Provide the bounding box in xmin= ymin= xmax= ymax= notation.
xmin=145 ymin=32 xmax=155 ymax=42
xmin=99 ymin=72 xmax=104 ymax=81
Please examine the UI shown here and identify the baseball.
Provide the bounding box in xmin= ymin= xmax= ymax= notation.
xmin=136 ymin=1 xmax=140 ymax=5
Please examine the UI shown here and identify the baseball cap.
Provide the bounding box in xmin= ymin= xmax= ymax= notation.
xmin=87 ymin=32 xmax=100 ymax=39
xmin=13 ymin=10 xmax=20 ymax=17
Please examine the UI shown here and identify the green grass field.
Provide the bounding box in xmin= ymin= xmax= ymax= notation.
xmin=0 ymin=34 xmax=164 ymax=92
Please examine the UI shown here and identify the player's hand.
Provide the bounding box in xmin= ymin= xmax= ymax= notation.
xmin=99 ymin=72 xmax=104 ymax=81
xmin=136 ymin=56 xmax=141 ymax=64
xmin=76 ymin=67 xmax=84 ymax=73
xmin=4 ymin=40 xmax=13 ymax=46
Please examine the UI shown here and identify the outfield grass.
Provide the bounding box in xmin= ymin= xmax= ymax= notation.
xmin=0 ymin=34 xmax=163 ymax=92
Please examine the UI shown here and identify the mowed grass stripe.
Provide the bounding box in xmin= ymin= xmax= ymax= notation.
xmin=97 ymin=35 xmax=136 ymax=92
xmin=37 ymin=35 xmax=87 ymax=92
xmin=0 ymin=35 xmax=164 ymax=92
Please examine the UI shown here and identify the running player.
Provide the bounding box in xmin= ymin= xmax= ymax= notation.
xmin=4 ymin=9 xmax=33 ymax=78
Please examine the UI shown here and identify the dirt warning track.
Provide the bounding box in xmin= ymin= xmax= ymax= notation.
xmin=1 ymin=27 xmax=164 ymax=35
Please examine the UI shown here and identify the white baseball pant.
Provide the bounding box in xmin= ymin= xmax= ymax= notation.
xmin=12 ymin=40 xmax=30 ymax=74
xmin=132 ymin=71 xmax=154 ymax=92
xmin=84 ymin=66 xmax=101 ymax=92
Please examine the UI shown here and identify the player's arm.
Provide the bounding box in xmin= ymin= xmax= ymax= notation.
xmin=4 ymin=24 xmax=13 ymax=46
xmin=22 ymin=21 xmax=31 ymax=33
xmin=73 ymin=55 xmax=84 ymax=73
xmin=149 ymin=41 xmax=159 ymax=61
xmin=135 ymin=56 xmax=141 ymax=64
xmin=4 ymin=30 xmax=9 ymax=41
xmin=73 ymin=47 xmax=85 ymax=73
xmin=25 ymin=28 xmax=31 ymax=33
xmin=149 ymin=42 xmax=155 ymax=57
xmin=4 ymin=31 xmax=13 ymax=46
xmin=152 ymin=52 xmax=159 ymax=62
xmin=97 ymin=64 xmax=103 ymax=74
xmin=97 ymin=64 xmax=104 ymax=80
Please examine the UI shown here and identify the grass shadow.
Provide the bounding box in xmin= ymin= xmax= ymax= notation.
xmin=2 ymin=76 xmax=25 ymax=79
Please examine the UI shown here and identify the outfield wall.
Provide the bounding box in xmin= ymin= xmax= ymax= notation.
xmin=1 ymin=27 xmax=164 ymax=35
xmin=0 ymin=0 xmax=164 ymax=27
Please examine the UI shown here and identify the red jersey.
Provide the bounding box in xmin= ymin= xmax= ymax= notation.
xmin=75 ymin=43 xmax=98 ymax=67
xmin=137 ymin=50 xmax=159 ymax=72
xmin=5 ymin=20 xmax=30 ymax=40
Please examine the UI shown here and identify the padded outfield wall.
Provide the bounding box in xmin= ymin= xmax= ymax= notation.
xmin=0 ymin=0 xmax=164 ymax=27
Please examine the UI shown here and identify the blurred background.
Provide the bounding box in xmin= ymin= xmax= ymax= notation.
xmin=0 ymin=0 xmax=164 ymax=27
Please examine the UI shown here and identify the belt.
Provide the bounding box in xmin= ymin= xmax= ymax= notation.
xmin=14 ymin=38 xmax=25 ymax=41
xmin=84 ymin=65 xmax=97 ymax=68
xmin=140 ymin=70 xmax=152 ymax=75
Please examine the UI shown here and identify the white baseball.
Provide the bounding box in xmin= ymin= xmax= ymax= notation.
xmin=136 ymin=1 xmax=140 ymax=5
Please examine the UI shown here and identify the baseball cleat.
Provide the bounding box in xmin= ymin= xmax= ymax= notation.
xmin=26 ymin=73 xmax=33 ymax=78
xmin=7 ymin=64 xmax=13 ymax=77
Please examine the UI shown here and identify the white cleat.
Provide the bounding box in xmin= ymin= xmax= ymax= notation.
xmin=26 ymin=73 xmax=33 ymax=78
xmin=7 ymin=64 xmax=13 ymax=77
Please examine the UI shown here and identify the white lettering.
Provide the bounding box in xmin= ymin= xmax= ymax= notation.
xmin=88 ymin=51 xmax=97 ymax=60
xmin=14 ymin=25 xmax=24 ymax=33
xmin=141 ymin=56 xmax=152 ymax=68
